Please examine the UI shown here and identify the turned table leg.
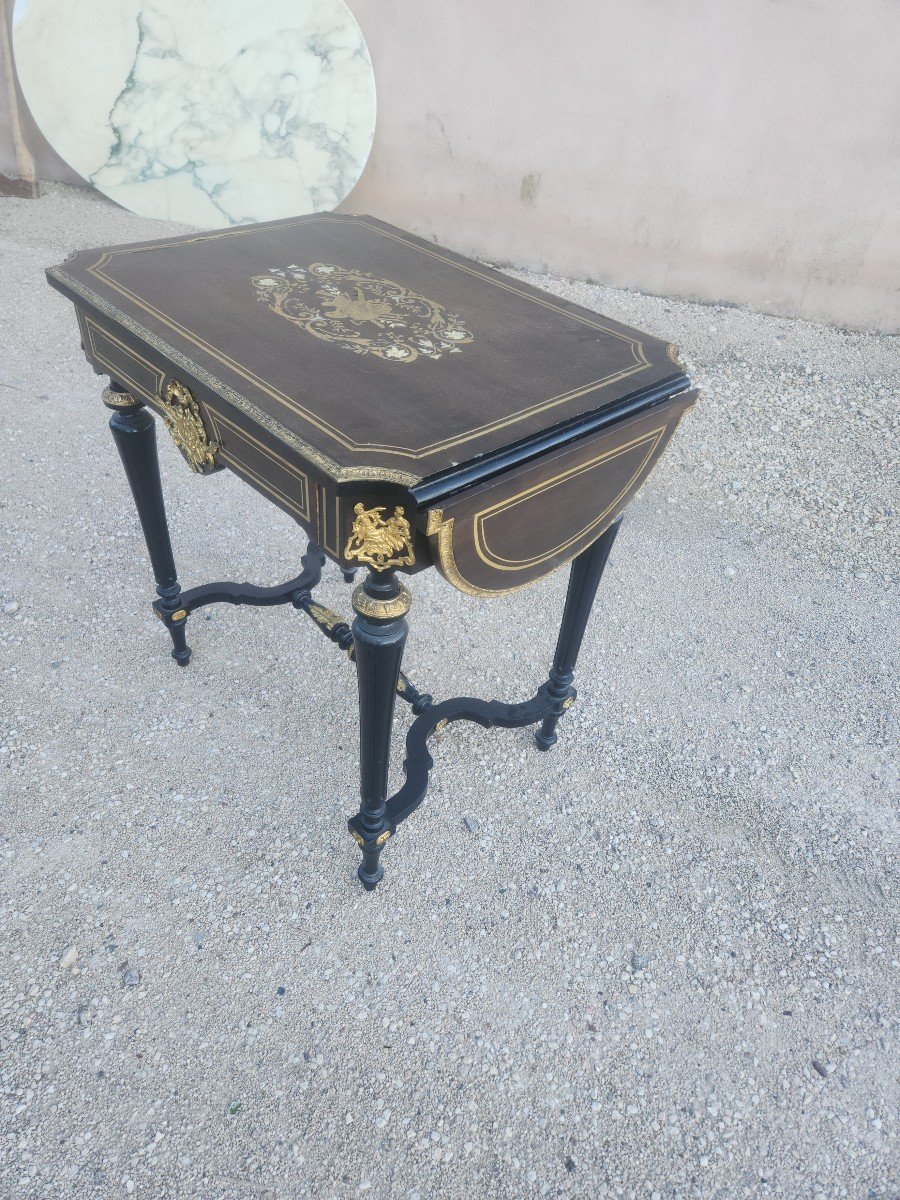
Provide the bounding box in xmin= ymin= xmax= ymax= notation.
xmin=535 ymin=516 xmax=622 ymax=751
xmin=103 ymin=384 xmax=191 ymax=666
xmin=348 ymin=569 xmax=411 ymax=890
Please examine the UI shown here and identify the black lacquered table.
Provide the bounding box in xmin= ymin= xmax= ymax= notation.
xmin=47 ymin=214 xmax=696 ymax=889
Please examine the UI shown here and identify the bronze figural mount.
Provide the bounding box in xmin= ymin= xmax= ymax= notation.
xmin=47 ymin=213 xmax=696 ymax=889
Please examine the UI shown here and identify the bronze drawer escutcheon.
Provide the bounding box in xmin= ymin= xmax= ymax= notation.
xmin=159 ymin=379 xmax=218 ymax=474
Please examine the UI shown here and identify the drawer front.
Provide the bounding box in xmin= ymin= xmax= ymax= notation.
xmin=424 ymin=392 xmax=695 ymax=596
xmin=79 ymin=310 xmax=166 ymax=403
xmin=78 ymin=306 xmax=319 ymax=532
xmin=211 ymin=407 xmax=312 ymax=524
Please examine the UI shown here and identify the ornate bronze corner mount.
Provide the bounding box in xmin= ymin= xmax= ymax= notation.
xmin=344 ymin=503 xmax=415 ymax=571
xmin=160 ymin=379 xmax=218 ymax=473
xmin=101 ymin=385 xmax=141 ymax=409
xmin=351 ymin=581 xmax=412 ymax=621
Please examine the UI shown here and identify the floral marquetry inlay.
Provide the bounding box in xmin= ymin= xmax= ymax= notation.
xmin=252 ymin=263 xmax=473 ymax=364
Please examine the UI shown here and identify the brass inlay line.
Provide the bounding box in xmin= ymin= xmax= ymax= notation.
xmin=77 ymin=213 xmax=652 ymax=462
xmin=51 ymin=267 xmax=421 ymax=487
xmin=217 ymin=450 xmax=310 ymax=524
xmin=83 ymin=314 xmax=165 ymax=403
xmin=332 ymin=494 xmax=342 ymax=558
xmin=86 ymin=255 xmax=648 ymax=460
xmin=355 ymin=219 xmax=647 ymax=353
xmin=474 ymin=428 xmax=664 ymax=571
xmin=211 ymin=409 xmax=310 ymax=520
xmin=427 ymin=413 xmax=688 ymax=596
xmin=428 ymin=512 xmax=622 ymax=599
xmin=314 ymin=482 xmax=326 ymax=551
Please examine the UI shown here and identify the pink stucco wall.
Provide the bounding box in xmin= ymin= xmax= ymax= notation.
xmin=4 ymin=0 xmax=898 ymax=331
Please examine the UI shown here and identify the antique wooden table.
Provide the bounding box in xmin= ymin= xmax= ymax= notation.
xmin=47 ymin=214 xmax=696 ymax=890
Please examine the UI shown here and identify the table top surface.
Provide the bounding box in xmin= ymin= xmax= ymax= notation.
xmin=49 ymin=213 xmax=686 ymax=486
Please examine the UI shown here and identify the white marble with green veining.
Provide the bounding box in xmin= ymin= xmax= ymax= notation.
xmin=13 ymin=0 xmax=376 ymax=226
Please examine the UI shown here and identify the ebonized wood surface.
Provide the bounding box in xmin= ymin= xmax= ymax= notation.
xmin=48 ymin=215 xmax=696 ymax=594
xmin=48 ymin=214 xmax=688 ymax=484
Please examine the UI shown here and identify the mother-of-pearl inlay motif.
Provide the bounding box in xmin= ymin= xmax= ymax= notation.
xmin=252 ymin=264 xmax=474 ymax=364
xmin=12 ymin=0 xmax=376 ymax=226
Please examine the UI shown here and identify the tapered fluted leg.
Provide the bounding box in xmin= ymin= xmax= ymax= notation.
xmin=348 ymin=569 xmax=410 ymax=890
xmin=535 ymin=517 xmax=622 ymax=751
xmin=104 ymin=385 xmax=191 ymax=666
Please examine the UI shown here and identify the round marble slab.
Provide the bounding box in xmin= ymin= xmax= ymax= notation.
xmin=13 ymin=0 xmax=376 ymax=226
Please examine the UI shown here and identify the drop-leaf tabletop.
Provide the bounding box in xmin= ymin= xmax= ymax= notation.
xmin=47 ymin=214 xmax=696 ymax=889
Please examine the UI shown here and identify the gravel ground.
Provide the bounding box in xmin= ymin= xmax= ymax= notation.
xmin=0 ymin=185 xmax=897 ymax=1200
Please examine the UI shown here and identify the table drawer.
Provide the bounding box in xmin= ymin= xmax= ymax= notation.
xmin=424 ymin=391 xmax=695 ymax=596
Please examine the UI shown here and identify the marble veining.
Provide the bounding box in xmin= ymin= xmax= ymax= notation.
xmin=13 ymin=0 xmax=376 ymax=226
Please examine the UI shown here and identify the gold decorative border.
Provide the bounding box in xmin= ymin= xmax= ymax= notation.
xmin=474 ymin=428 xmax=664 ymax=570
xmin=314 ymin=482 xmax=327 ymax=550
xmin=427 ymin=512 xmax=623 ymax=598
xmin=351 ymin=582 xmax=412 ymax=619
xmin=101 ymin=385 xmax=141 ymax=409
xmin=427 ymin=414 xmax=687 ymax=596
xmin=216 ymin=450 xmax=309 ymax=524
xmin=211 ymin=408 xmax=310 ymax=521
xmin=333 ymin=494 xmax=343 ymax=557
xmin=70 ymin=213 xmax=651 ymax=462
xmin=317 ymin=487 xmax=343 ymax=558
xmin=51 ymin=267 xmax=419 ymax=487
xmin=81 ymin=313 xmax=165 ymax=403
